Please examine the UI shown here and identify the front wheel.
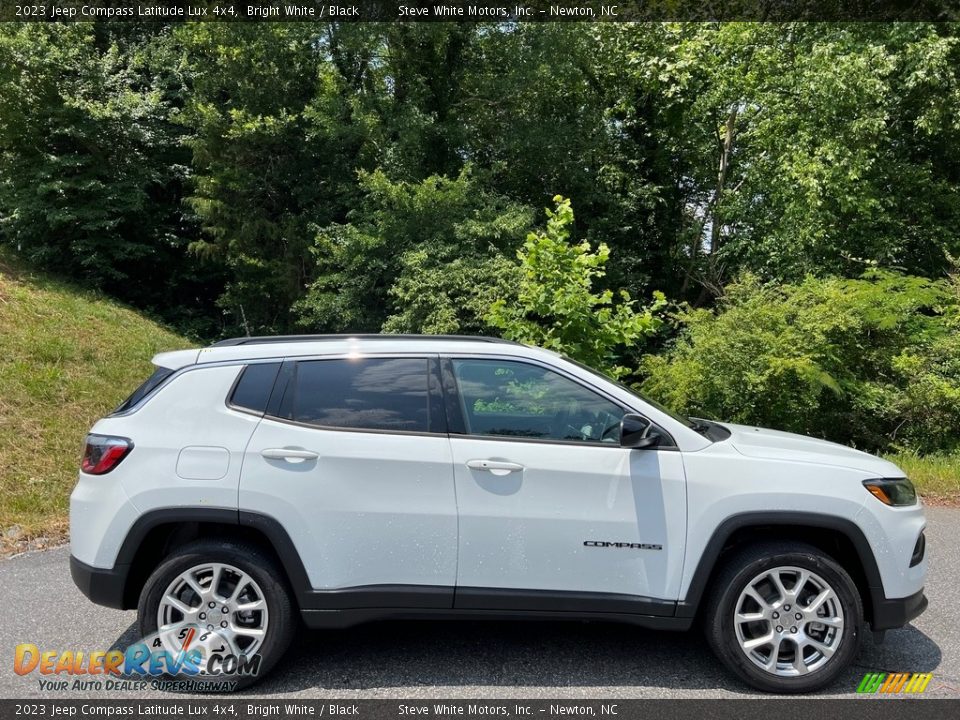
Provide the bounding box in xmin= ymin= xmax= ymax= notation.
xmin=703 ymin=541 xmax=863 ymax=693
xmin=137 ymin=540 xmax=296 ymax=690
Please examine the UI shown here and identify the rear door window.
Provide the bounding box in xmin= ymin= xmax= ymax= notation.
xmin=287 ymin=358 xmax=430 ymax=433
xmin=229 ymin=362 xmax=281 ymax=414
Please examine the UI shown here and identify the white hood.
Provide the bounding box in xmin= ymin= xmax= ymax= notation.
xmin=721 ymin=422 xmax=904 ymax=478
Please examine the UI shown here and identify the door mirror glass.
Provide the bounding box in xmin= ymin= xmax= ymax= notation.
xmin=621 ymin=414 xmax=659 ymax=449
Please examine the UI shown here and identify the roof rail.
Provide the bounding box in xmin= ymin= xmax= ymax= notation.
xmin=209 ymin=334 xmax=521 ymax=347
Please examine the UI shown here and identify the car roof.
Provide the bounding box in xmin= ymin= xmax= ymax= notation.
xmin=151 ymin=335 xmax=553 ymax=370
xmin=209 ymin=333 xmax=521 ymax=348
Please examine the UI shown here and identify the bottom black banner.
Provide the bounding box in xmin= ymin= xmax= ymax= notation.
xmin=1 ymin=699 xmax=959 ymax=720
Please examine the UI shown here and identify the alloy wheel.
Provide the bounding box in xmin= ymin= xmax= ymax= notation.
xmin=733 ymin=565 xmax=844 ymax=677
xmin=156 ymin=562 xmax=269 ymax=659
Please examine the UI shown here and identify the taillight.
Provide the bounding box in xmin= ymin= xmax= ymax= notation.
xmin=81 ymin=434 xmax=133 ymax=475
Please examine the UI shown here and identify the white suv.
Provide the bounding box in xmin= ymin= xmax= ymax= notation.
xmin=70 ymin=335 xmax=927 ymax=692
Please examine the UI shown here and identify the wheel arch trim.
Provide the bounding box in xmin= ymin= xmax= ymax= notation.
xmin=676 ymin=511 xmax=884 ymax=620
xmin=108 ymin=507 xmax=313 ymax=610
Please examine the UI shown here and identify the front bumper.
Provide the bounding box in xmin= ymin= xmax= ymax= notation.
xmin=871 ymin=587 xmax=928 ymax=631
xmin=70 ymin=555 xmax=129 ymax=610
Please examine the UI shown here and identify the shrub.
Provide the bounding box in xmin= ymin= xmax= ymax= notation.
xmin=641 ymin=271 xmax=960 ymax=453
xmin=487 ymin=196 xmax=665 ymax=378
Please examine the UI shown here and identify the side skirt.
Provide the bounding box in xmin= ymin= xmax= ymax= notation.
xmin=455 ymin=586 xmax=676 ymax=616
xmin=298 ymin=584 xmax=686 ymax=631
xmin=301 ymin=607 xmax=693 ymax=631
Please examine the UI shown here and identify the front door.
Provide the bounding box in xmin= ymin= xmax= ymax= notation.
xmin=445 ymin=357 xmax=686 ymax=614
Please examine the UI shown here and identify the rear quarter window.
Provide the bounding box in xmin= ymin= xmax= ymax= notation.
xmin=113 ymin=366 xmax=174 ymax=413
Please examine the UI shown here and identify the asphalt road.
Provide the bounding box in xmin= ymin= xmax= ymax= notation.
xmin=2 ymin=508 xmax=958 ymax=700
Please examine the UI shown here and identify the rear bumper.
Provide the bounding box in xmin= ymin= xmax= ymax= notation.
xmin=871 ymin=587 xmax=928 ymax=631
xmin=70 ymin=555 xmax=128 ymax=610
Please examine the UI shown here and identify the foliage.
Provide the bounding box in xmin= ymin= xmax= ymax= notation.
xmin=173 ymin=23 xmax=363 ymax=335
xmin=4 ymin=23 xmax=960 ymax=335
xmin=622 ymin=24 xmax=960 ymax=296
xmin=383 ymin=250 xmax=520 ymax=335
xmin=297 ymin=169 xmax=531 ymax=333
xmin=642 ymin=271 xmax=960 ymax=453
xmin=3 ymin=22 xmax=960 ymax=460
xmin=488 ymin=197 xmax=665 ymax=378
xmin=0 ymin=24 xmax=223 ymax=335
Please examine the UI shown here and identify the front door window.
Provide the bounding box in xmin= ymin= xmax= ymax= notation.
xmin=451 ymin=359 xmax=625 ymax=444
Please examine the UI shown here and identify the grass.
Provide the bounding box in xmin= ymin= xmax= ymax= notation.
xmin=0 ymin=252 xmax=191 ymax=552
xmin=886 ymin=453 xmax=960 ymax=505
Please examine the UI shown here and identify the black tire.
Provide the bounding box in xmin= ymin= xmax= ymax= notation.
xmin=137 ymin=539 xmax=296 ymax=691
xmin=703 ymin=541 xmax=863 ymax=693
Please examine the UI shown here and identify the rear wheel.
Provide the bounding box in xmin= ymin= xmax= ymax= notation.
xmin=704 ymin=541 xmax=863 ymax=693
xmin=138 ymin=540 xmax=295 ymax=690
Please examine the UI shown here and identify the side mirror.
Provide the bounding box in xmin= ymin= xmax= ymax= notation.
xmin=620 ymin=414 xmax=659 ymax=449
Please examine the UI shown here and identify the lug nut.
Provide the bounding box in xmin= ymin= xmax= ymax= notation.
xmin=795 ymin=613 xmax=802 ymax=620
xmin=222 ymin=607 xmax=229 ymax=613
xmin=220 ymin=621 xmax=228 ymax=628
xmin=784 ymin=604 xmax=791 ymax=611
xmin=776 ymin=625 xmax=784 ymax=632
xmin=207 ymin=624 xmax=214 ymax=631
xmin=208 ymin=602 xmax=216 ymax=609
xmin=790 ymin=627 xmax=798 ymax=633
xmin=199 ymin=612 xmax=206 ymax=620
xmin=772 ymin=612 xmax=779 ymax=619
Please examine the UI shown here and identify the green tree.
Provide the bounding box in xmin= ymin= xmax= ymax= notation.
xmin=488 ymin=197 xmax=665 ymax=378
xmin=0 ymin=23 xmax=221 ymax=334
xmin=383 ymin=250 xmax=520 ymax=335
xmin=4 ymin=20 xmax=960 ymax=355
xmin=621 ymin=23 xmax=960 ymax=300
xmin=297 ymin=168 xmax=532 ymax=333
xmin=174 ymin=23 xmax=376 ymax=334
xmin=460 ymin=24 xmax=686 ymax=299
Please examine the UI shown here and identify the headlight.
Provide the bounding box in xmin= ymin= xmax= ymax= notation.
xmin=863 ymin=478 xmax=917 ymax=506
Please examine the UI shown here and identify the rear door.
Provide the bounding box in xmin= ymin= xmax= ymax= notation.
xmin=239 ymin=354 xmax=457 ymax=606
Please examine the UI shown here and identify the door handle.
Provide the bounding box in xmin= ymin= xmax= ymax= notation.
xmin=261 ymin=448 xmax=319 ymax=462
xmin=466 ymin=459 xmax=524 ymax=473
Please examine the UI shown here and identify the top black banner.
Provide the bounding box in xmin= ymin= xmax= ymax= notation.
xmin=1 ymin=0 xmax=959 ymax=22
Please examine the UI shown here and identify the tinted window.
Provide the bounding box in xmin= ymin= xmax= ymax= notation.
xmin=229 ymin=362 xmax=281 ymax=414
xmin=289 ymin=358 xmax=429 ymax=432
xmin=114 ymin=366 xmax=174 ymax=413
xmin=452 ymin=359 xmax=625 ymax=443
